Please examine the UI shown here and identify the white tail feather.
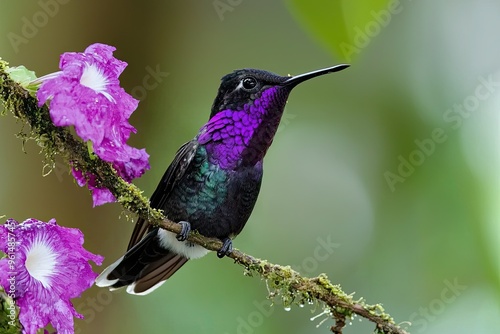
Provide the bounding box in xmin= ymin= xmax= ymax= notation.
xmin=94 ymin=255 xmax=124 ymax=287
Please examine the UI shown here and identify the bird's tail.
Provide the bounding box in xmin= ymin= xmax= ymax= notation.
xmin=95 ymin=228 xmax=189 ymax=295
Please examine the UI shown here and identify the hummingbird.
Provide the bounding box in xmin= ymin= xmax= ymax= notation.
xmin=95 ymin=64 xmax=349 ymax=295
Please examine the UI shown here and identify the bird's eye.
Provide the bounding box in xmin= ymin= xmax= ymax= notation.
xmin=242 ymin=77 xmax=257 ymax=90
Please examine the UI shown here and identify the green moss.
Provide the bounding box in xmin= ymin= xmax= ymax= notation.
xmin=317 ymin=274 xmax=348 ymax=298
xmin=0 ymin=288 xmax=21 ymax=334
xmin=366 ymin=303 xmax=394 ymax=323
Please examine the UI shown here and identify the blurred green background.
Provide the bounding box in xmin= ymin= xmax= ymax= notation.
xmin=1 ymin=0 xmax=499 ymax=333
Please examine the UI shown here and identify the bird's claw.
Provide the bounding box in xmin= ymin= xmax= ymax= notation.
xmin=217 ymin=238 xmax=233 ymax=258
xmin=176 ymin=221 xmax=191 ymax=241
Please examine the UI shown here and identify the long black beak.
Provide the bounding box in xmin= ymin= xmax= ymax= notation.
xmin=283 ymin=64 xmax=350 ymax=87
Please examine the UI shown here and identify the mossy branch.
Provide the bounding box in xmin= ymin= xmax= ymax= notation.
xmin=0 ymin=59 xmax=410 ymax=334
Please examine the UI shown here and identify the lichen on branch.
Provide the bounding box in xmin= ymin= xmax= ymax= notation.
xmin=0 ymin=59 xmax=410 ymax=334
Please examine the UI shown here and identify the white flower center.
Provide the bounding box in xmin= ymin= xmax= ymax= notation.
xmin=80 ymin=63 xmax=114 ymax=102
xmin=25 ymin=237 xmax=58 ymax=288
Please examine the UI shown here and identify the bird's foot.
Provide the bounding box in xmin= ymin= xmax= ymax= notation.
xmin=176 ymin=221 xmax=191 ymax=241
xmin=217 ymin=238 xmax=233 ymax=258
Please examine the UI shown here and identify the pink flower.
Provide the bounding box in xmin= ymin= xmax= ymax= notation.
xmin=36 ymin=43 xmax=150 ymax=206
xmin=0 ymin=218 xmax=103 ymax=334
xmin=71 ymin=167 xmax=116 ymax=207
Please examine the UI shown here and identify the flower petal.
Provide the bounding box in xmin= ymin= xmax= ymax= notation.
xmin=90 ymin=187 xmax=116 ymax=207
xmin=0 ymin=218 xmax=103 ymax=334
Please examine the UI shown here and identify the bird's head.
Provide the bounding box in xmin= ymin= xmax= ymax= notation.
xmin=209 ymin=64 xmax=350 ymax=119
